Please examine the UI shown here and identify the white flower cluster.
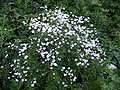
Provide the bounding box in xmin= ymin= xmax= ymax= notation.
xmin=6 ymin=42 xmax=30 ymax=83
xmin=7 ymin=58 xmax=30 ymax=82
xmin=30 ymin=78 xmax=37 ymax=87
xmin=61 ymin=66 xmax=77 ymax=86
xmin=25 ymin=6 xmax=104 ymax=87
xmin=4 ymin=5 xmax=108 ymax=88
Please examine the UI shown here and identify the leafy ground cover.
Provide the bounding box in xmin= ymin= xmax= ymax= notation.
xmin=0 ymin=0 xmax=120 ymax=90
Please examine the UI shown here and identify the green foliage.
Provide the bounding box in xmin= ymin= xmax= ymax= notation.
xmin=0 ymin=0 xmax=120 ymax=90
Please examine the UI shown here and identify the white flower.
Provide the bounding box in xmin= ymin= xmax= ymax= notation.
xmin=31 ymin=83 xmax=35 ymax=87
xmin=75 ymin=59 xmax=78 ymax=61
xmin=31 ymin=30 xmax=35 ymax=33
xmin=53 ymin=63 xmax=58 ymax=66
xmin=14 ymin=72 xmax=21 ymax=76
xmin=52 ymin=55 xmax=55 ymax=59
xmin=10 ymin=64 xmax=14 ymax=67
xmin=76 ymin=62 xmax=81 ymax=66
xmin=21 ymin=66 xmax=25 ymax=69
xmin=50 ymin=67 xmax=53 ymax=69
xmin=62 ymin=82 xmax=65 ymax=85
xmin=8 ymin=77 xmax=10 ymax=79
xmin=108 ymin=64 xmax=117 ymax=70
xmin=90 ymin=24 xmax=94 ymax=27
xmin=73 ymin=76 xmax=77 ymax=81
xmin=62 ymin=67 xmax=65 ymax=70
xmin=64 ymin=73 xmax=67 ymax=76
xmin=24 ymin=79 xmax=27 ymax=81
xmin=23 ymin=71 xmax=28 ymax=74
xmin=22 ymin=21 xmax=27 ymax=24
xmin=15 ymin=79 xmax=19 ymax=82
xmin=33 ymin=81 xmax=36 ymax=84
xmin=5 ymin=54 xmax=8 ymax=58
xmin=0 ymin=66 xmax=4 ymax=68
xmin=64 ymin=85 xmax=68 ymax=87
xmin=24 ymin=55 xmax=28 ymax=59
xmin=27 ymin=67 xmax=30 ymax=69
xmin=21 ymin=79 xmax=24 ymax=82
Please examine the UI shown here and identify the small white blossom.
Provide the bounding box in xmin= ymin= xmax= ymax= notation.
xmin=108 ymin=64 xmax=117 ymax=70
xmin=24 ymin=55 xmax=28 ymax=59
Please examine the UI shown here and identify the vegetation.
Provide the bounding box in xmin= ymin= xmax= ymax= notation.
xmin=0 ymin=0 xmax=120 ymax=90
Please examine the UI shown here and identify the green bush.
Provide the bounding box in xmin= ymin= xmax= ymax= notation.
xmin=0 ymin=0 xmax=119 ymax=90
